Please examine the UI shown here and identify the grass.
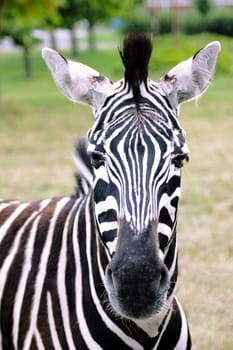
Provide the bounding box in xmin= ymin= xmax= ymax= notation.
xmin=0 ymin=33 xmax=233 ymax=349
xmin=179 ymin=97 xmax=233 ymax=349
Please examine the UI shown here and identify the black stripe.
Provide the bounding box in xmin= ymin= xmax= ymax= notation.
xmin=158 ymin=298 xmax=182 ymax=349
xmin=45 ymin=198 xmax=77 ymax=349
xmin=77 ymin=203 xmax=137 ymax=349
xmin=18 ymin=199 xmax=59 ymax=348
xmin=0 ymin=202 xmax=39 ymax=268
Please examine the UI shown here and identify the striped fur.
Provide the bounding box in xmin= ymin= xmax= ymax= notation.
xmin=0 ymin=34 xmax=220 ymax=349
xmin=0 ymin=180 xmax=190 ymax=349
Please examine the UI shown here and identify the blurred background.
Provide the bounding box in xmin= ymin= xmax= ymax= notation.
xmin=0 ymin=0 xmax=233 ymax=349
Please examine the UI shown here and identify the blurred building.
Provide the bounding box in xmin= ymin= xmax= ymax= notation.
xmin=145 ymin=0 xmax=233 ymax=13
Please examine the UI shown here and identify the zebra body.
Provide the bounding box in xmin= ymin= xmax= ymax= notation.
xmin=0 ymin=194 xmax=188 ymax=350
xmin=0 ymin=34 xmax=220 ymax=349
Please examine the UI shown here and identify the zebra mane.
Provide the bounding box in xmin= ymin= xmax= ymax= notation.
xmin=119 ymin=33 xmax=152 ymax=99
xmin=73 ymin=139 xmax=93 ymax=196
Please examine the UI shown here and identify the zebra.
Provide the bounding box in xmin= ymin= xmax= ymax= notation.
xmin=0 ymin=34 xmax=220 ymax=349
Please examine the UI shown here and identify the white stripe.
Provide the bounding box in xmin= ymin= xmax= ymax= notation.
xmin=140 ymin=130 xmax=151 ymax=229
xmin=73 ymin=154 xmax=93 ymax=186
xmin=159 ymin=187 xmax=181 ymax=224
xmin=97 ymin=239 xmax=108 ymax=283
xmin=0 ymin=202 xmax=30 ymax=350
xmin=85 ymin=196 xmax=144 ymax=350
xmin=168 ymin=241 xmax=178 ymax=279
xmin=94 ymin=163 xmax=109 ymax=183
xmin=13 ymin=214 xmax=41 ymax=348
xmin=0 ymin=202 xmax=29 ymax=241
xmin=152 ymin=307 xmax=173 ymax=350
xmin=134 ymin=292 xmax=174 ymax=339
xmin=47 ymin=292 xmax=62 ymax=350
xmin=23 ymin=197 xmax=70 ymax=349
xmin=99 ymin=221 xmax=118 ymax=233
xmin=158 ymin=223 xmax=172 ymax=239
xmin=39 ymin=198 xmax=53 ymax=210
xmin=57 ymin=199 xmax=81 ymax=350
xmin=0 ymin=201 xmax=15 ymax=213
xmin=106 ymin=237 xmax=117 ymax=256
xmin=35 ymin=328 xmax=45 ymax=350
xmin=95 ymin=196 xmax=118 ymax=215
xmin=174 ymin=297 xmax=189 ymax=350
xmin=72 ymin=195 xmax=103 ymax=350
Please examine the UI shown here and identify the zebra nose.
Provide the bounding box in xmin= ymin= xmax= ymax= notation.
xmin=157 ymin=264 xmax=169 ymax=293
xmin=105 ymin=261 xmax=169 ymax=319
xmin=104 ymin=218 xmax=171 ymax=318
xmin=106 ymin=262 xmax=169 ymax=296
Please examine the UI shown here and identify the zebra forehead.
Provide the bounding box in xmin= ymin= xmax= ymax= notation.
xmin=90 ymin=101 xmax=178 ymax=145
xmin=91 ymin=112 xmax=184 ymax=155
xmin=100 ymin=89 xmax=173 ymax=122
xmin=89 ymin=81 xmax=184 ymax=138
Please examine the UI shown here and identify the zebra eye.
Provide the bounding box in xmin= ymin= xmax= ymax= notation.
xmin=90 ymin=152 xmax=105 ymax=168
xmin=172 ymin=154 xmax=189 ymax=168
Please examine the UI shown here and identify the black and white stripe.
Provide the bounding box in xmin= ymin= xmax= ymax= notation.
xmin=0 ymin=33 xmax=220 ymax=349
xmin=88 ymin=80 xmax=188 ymax=255
xmin=0 ymin=192 xmax=190 ymax=349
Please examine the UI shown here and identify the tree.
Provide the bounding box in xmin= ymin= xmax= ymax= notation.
xmin=58 ymin=0 xmax=142 ymax=51
xmin=58 ymin=0 xmax=84 ymax=56
xmin=0 ymin=0 xmax=65 ymax=78
xmin=0 ymin=0 xmax=64 ymax=21
xmin=84 ymin=0 xmax=143 ymax=50
xmin=194 ymin=0 xmax=212 ymax=16
xmin=58 ymin=0 xmax=120 ymax=51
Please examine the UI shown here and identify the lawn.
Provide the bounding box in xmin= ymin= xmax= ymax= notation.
xmin=0 ymin=33 xmax=233 ymax=349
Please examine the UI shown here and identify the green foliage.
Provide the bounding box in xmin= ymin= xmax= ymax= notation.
xmin=1 ymin=17 xmax=39 ymax=47
xmin=158 ymin=12 xmax=172 ymax=34
xmin=150 ymin=34 xmax=233 ymax=77
xmin=180 ymin=11 xmax=207 ymax=35
xmin=113 ymin=0 xmax=143 ymax=21
xmin=207 ymin=9 xmax=233 ymax=37
xmin=58 ymin=0 xmax=127 ymax=51
xmin=180 ymin=9 xmax=233 ymax=37
xmin=59 ymin=0 xmax=82 ymax=29
xmin=0 ymin=0 xmax=65 ymax=44
xmin=121 ymin=15 xmax=152 ymax=35
xmin=194 ymin=0 xmax=212 ymax=16
xmin=1 ymin=0 xmax=64 ymax=24
xmin=0 ymin=0 xmax=65 ymax=77
xmin=59 ymin=0 xmax=121 ymax=27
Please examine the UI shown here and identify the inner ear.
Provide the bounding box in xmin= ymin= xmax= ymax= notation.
xmin=42 ymin=48 xmax=113 ymax=110
xmin=158 ymin=41 xmax=221 ymax=109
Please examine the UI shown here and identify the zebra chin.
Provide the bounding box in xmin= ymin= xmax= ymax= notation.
xmin=105 ymin=287 xmax=169 ymax=320
xmin=104 ymin=218 xmax=170 ymax=320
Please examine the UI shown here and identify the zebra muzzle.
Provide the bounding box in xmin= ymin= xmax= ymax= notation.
xmin=105 ymin=218 xmax=169 ymax=319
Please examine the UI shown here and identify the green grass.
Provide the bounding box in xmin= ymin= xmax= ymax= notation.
xmin=179 ymin=95 xmax=233 ymax=349
xmin=151 ymin=33 xmax=233 ymax=76
xmin=0 ymin=33 xmax=233 ymax=349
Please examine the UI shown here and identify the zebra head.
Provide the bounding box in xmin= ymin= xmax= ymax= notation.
xmin=42 ymin=35 xmax=220 ymax=321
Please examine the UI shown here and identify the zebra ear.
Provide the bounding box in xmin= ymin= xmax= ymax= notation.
xmin=42 ymin=48 xmax=113 ymax=110
xmin=158 ymin=41 xmax=221 ymax=108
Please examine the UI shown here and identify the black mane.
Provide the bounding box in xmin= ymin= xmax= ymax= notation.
xmin=119 ymin=33 xmax=152 ymax=99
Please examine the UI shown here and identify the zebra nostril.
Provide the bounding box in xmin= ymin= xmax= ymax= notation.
xmin=106 ymin=266 xmax=114 ymax=289
xmin=159 ymin=267 xmax=169 ymax=291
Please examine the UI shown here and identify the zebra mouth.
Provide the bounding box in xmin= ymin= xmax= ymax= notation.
xmin=105 ymin=262 xmax=170 ymax=320
xmin=104 ymin=218 xmax=170 ymax=319
xmin=107 ymin=290 xmax=167 ymax=320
